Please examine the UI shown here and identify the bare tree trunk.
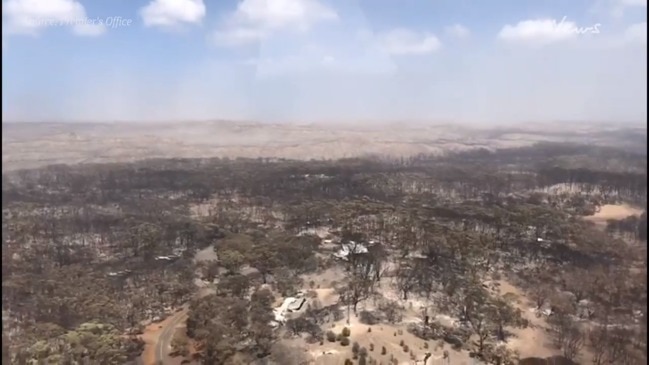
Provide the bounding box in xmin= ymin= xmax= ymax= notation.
xmin=347 ymin=301 xmax=351 ymax=325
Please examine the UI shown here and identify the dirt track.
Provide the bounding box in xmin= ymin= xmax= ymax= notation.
xmin=140 ymin=309 xmax=186 ymax=365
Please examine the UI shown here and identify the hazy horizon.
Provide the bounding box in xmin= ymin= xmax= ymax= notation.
xmin=2 ymin=0 xmax=647 ymax=123
xmin=2 ymin=118 xmax=647 ymax=133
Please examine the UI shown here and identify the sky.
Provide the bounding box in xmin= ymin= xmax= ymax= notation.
xmin=1 ymin=0 xmax=647 ymax=124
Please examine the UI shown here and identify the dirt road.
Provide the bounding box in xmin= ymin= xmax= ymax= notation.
xmin=143 ymin=286 xmax=215 ymax=365
xmin=140 ymin=306 xmax=188 ymax=365
xmin=156 ymin=308 xmax=188 ymax=364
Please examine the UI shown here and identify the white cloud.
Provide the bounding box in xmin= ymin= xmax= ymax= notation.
xmin=233 ymin=0 xmax=337 ymax=30
xmin=140 ymin=0 xmax=206 ymax=28
xmin=497 ymin=18 xmax=582 ymax=44
xmin=3 ymin=0 xmax=106 ymax=36
xmin=378 ymin=28 xmax=441 ymax=55
xmin=445 ymin=24 xmax=470 ymax=38
xmin=213 ymin=0 xmax=337 ymax=46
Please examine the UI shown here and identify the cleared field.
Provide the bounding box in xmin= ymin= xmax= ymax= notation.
xmin=584 ymin=204 xmax=645 ymax=226
xmin=3 ymin=121 xmax=645 ymax=171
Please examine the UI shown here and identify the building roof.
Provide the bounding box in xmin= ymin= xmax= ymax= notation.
xmin=333 ymin=241 xmax=369 ymax=260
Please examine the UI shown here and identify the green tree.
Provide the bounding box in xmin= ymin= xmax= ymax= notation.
xmin=249 ymin=288 xmax=276 ymax=357
xmin=489 ymin=297 xmax=527 ymax=342
xmin=217 ymin=273 xmax=251 ymax=298
xmin=218 ymin=250 xmax=246 ymax=274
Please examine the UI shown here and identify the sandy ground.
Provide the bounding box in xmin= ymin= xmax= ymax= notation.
xmin=308 ymin=323 xmax=465 ymax=365
xmin=495 ymin=281 xmax=559 ymax=359
xmin=301 ymin=288 xmax=472 ymax=365
xmin=584 ymin=204 xmax=644 ymax=226
xmin=497 ymin=279 xmax=601 ymax=364
xmin=4 ymin=121 xmax=642 ymax=171
xmin=298 ymin=266 xmax=475 ymax=364
xmin=275 ymin=262 xmax=565 ymax=364
xmin=193 ymin=245 xmax=218 ymax=263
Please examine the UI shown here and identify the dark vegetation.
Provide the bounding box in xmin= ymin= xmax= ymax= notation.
xmin=2 ymin=142 xmax=647 ymax=364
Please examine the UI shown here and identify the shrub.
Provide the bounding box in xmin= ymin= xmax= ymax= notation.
xmin=423 ymin=342 xmax=429 ymax=349
xmin=336 ymin=334 xmax=344 ymax=342
xmin=352 ymin=342 xmax=360 ymax=354
xmin=369 ymin=343 xmax=374 ymax=352
xmin=359 ymin=355 xmax=367 ymax=365
xmin=393 ymin=332 xmax=397 ymax=337
xmin=359 ymin=311 xmax=380 ymax=325
xmin=402 ymin=345 xmax=409 ymax=352
xmin=399 ymin=340 xmax=404 ymax=346
xmin=368 ymin=327 xmax=372 ymax=332
xmin=326 ymin=331 xmax=336 ymax=342
xmin=171 ymin=335 xmax=189 ymax=357
xmin=360 ymin=347 xmax=368 ymax=357
xmin=397 ymin=329 xmax=403 ymax=335
xmin=340 ymin=337 xmax=351 ymax=346
xmin=344 ymin=359 xmax=353 ymax=365
xmin=306 ymin=332 xmax=324 ymax=345
xmin=342 ymin=327 xmax=351 ymax=337
xmin=381 ymin=346 xmax=387 ymax=355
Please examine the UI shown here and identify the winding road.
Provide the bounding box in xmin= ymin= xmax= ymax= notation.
xmin=154 ymin=308 xmax=189 ymax=364
xmin=150 ymin=285 xmax=216 ymax=364
xmin=144 ymin=246 xmax=217 ymax=364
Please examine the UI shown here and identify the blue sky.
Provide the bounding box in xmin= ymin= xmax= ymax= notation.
xmin=2 ymin=0 xmax=647 ymax=123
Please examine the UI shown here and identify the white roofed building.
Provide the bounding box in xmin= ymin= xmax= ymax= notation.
xmin=333 ymin=241 xmax=368 ymax=260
